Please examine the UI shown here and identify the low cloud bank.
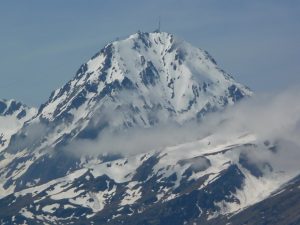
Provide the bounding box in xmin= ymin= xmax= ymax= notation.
xmin=63 ymin=86 xmax=300 ymax=172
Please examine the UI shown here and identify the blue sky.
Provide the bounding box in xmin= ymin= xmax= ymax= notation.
xmin=0 ymin=0 xmax=299 ymax=106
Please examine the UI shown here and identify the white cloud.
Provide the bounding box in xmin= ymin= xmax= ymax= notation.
xmin=63 ymin=85 xmax=300 ymax=174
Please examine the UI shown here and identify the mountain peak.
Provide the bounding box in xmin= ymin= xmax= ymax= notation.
xmin=3 ymin=32 xmax=285 ymax=225
xmin=35 ymin=31 xmax=251 ymax=128
xmin=134 ymin=30 xmax=172 ymax=38
xmin=12 ymin=32 xmax=252 ymax=154
xmin=0 ymin=99 xmax=37 ymax=152
xmin=0 ymin=99 xmax=36 ymax=118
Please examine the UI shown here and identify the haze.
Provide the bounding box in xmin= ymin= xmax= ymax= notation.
xmin=0 ymin=0 xmax=299 ymax=106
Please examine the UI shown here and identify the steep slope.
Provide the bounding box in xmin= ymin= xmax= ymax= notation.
xmin=208 ymin=175 xmax=300 ymax=225
xmin=0 ymin=31 xmax=251 ymax=194
xmin=20 ymin=31 xmax=251 ymax=152
xmin=0 ymin=133 xmax=297 ymax=225
xmin=39 ymin=31 xmax=250 ymax=123
xmin=0 ymin=99 xmax=37 ymax=151
xmin=0 ymin=31 xmax=278 ymax=225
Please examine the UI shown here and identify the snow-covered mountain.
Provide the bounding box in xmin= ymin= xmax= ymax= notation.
xmin=27 ymin=31 xmax=251 ymax=151
xmin=0 ymin=132 xmax=297 ymax=225
xmin=0 ymin=31 xmax=298 ymax=225
xmin=39 ymin=31 xmax=250 ymax=122
xmin=0 ymin=99 xmax=36 ymax=151
xmin=0 ymin=31 xmax=252 ymax=190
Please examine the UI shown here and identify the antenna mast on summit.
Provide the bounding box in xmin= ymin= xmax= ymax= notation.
xmin=158 ymin=16 xmax=161 ymax=32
